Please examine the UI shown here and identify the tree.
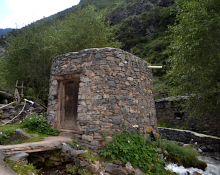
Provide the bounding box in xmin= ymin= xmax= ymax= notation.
xmin=167 ymin=0 xmax=220 ymax=117
xmin=1 ymin=5 xmax=119 ymax=104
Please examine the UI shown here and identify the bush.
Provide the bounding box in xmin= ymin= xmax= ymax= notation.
xmin=0 ymin=128 xmax=14 ymax=145
xmin=165 ymin=141 xmax=207 ymax=170
xmin=21 ymin=114 xmax=60 ymax=136
xmin=100 ymin=132 xmax=171 ymax=174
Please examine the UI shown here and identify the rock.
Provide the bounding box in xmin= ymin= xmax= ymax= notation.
xmin=125 ymin=162 xmax=135 ymax=174
xmin=87 ymin=163 xmax=100 ymax=173
xmin=86 ymin=126 xmax=100 ymax=132
xmin=33 ymin=134 xmax=39 ymax=137
xmin=1 ymin=119 xmax=11 ymax=124
xmin=200 ymin=146 xmax=209 ymax=152
xmin=159 ymin=153 xmax=164 ymax=159
xmin=105 ymin=163 xmax=128 ymax=175
xmin=135 ymin=168 xmax=145 ymax=175
xmin=82 ymin=135 xmax=93 ymax=142
xmin=61 ymin=143 xmax=72 ymax=154
xmin=163 ymin=150 xmax=169 ymax=155
xmin=157 ymin=148 xmax=162 ymax=153
xmin=198 ymin=148 xmax=203 ymax=153
xmin=49 ymin=156 xmax=60 ymax=162
xmin=0 ymin=151 xmax=5 ymax=160
xmin=74 ymin=158 xmax=89 ymax=167
xmin=10 ymin=129 xmax=32 ymax=142
xmin=114 ymin=161 xmax=123 ymax=165
xmin=105 ymin=163 xmax=119 ymax=174
xmin=70 ymin=149 xmax=88 ymax=157
xmin=36 ymin=156 xmax=45 ymax=162
xmin=9 ymin=152 xmax=29 ymax=162
xmin=2 ymin=113 xmax=10 ymax=119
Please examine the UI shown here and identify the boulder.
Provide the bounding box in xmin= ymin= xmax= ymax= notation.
xmin=75 ymin=158 xmax=89 ymax=167
xmin=105 ymin=163 xmax=121 ymax=175
xmin=9 ymin=152 xmax=29 ymax=162
xmin=87 ymin=163 xmax=100 ymax=173
xmin=135 ymin=168 xmax=145 ymax=175
xmin=125 ymin=162 xmax=135 ymax=174
xmin=10 ymin=129 xmax=32 ymax=142
xmin=0 ymin=151 xmax=5 ymax=160
xmin=70 ymin=149 xmax=88 ymax=157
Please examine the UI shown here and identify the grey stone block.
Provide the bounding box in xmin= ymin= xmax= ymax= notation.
xmin=9 ymin=152 xmax=29 ymax=162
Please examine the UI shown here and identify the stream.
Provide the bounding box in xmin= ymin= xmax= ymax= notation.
xmin=166 ymin=156 xmax=220 ymax=175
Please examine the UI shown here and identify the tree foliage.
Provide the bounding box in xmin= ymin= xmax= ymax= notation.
xmin=0 ymin=5 xmax=119 ymax=104
xmin=114 ymin=5 xmax=176 ymax=76
xmin=167 ymin=0 xmax=220 ymax=116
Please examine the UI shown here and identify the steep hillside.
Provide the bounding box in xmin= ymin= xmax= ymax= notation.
xmin=0 ymin=28 xmax=13 ymax=37
xmin=0 ymin=0 xmax=175 ymax=103
xmin=80 ymin=0 xmax=175 ymax=68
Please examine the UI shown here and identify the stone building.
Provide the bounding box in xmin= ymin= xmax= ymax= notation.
xmin=155 ymin=96 xmax=220 ymax=137
xmin=47 ymin=47 xmax=157 ymax=149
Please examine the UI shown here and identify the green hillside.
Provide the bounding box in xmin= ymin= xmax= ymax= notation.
xmin=0 ymin=0 xmax=175 ymax=104
xmin=0 ymin=28 xmax=13 ymax=37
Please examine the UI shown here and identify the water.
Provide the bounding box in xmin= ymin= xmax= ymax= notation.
xmin=199 ymin=156 xmax=220 ymax=175
xmin=166 ymin=156 xmax=220 ymax=175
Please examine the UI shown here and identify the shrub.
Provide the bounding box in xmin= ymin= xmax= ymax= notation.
xmin=165 ymin=141 xmax=207 ymax=170
xmin=0 ymin=128 xmax=14 ymax=145
xmin=66 ymin=164 xmax=91 ymax=175
xmin=21 ymin=114 xmax=60 ymax=136
xmin=100 ymin=132 xmax=171 ymax=174
xmin=66 ymin=164 xmax=79 ymax=174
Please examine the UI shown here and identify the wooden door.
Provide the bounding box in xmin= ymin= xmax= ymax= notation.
xmin=60 ymin=79 xmax=79 ymax=130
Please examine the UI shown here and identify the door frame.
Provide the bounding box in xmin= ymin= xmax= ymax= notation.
xmin=55 ymin=74 xmax=80 ymax=130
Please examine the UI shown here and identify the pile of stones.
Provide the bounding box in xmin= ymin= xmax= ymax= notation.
xmin=0 ymin=102 xmax=45 ymax=125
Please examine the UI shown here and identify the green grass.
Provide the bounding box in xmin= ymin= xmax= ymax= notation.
xmin=157 ymin=119 xmax=188 ymax=130
xmin=0 ymin=124 xmax=22 ymax=131
xmin=100 ymin=132 xmax=173 ymax=174
xmin=0 ymin=124 xmax=51 ymax=145
xmin=164 ymin=140 xmax=207 ymax=170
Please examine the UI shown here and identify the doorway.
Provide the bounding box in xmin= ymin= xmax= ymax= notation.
xmin=58 ymin=77 xmax=79 ymax=130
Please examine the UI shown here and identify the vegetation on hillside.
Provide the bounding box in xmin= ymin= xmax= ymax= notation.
xmin=167 ymin=0 xmax=220 ymax=117
xmin=0 ymin=114 xmax=60 ymax=145
xmin=114 ymin=5 xmax=176 ymax=76
xmin=1 ymin=0 xmax=219 ymax=118
xmin=0 ymin=5 xmax=120 ymax=104
xmin=0 ymin=28 xmax=13 ymax=38
xmin=100 ymin=131 xmax=206 ymax=174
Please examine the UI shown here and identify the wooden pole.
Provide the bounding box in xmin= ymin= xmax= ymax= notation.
xmin=148 ymin=66 xmax=162 ymax=69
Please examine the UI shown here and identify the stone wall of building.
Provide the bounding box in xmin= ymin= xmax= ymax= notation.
xmin=47 ymin=47 xmax=157 ymax=149
xmin=155 ymin=97 xmax=220 ymax=137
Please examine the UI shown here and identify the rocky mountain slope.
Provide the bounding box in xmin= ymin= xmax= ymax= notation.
xmin=0 ymin=28 xmax=13 ymax=37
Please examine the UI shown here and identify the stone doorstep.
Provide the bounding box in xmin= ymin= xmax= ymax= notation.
xmin=0 ymin=136 xmax=72 ymax=156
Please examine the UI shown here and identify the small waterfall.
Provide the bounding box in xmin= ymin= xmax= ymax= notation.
xmin=166 ymin=156 xmax=220 ymax=175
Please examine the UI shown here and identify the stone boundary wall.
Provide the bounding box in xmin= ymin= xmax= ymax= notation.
xmin=155 ymin=97 xmax=220 ymax=137
xmin=158 ymin=127 xmax=220 ymax=152
xmin=47 ymin=47 xmax=157 ymax=149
